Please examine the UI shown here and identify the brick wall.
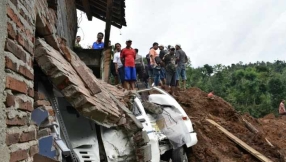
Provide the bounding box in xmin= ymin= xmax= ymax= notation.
xmin=5 ymin=0 xmax=37 ymax=161
xmin=3 ymin=0 xmax=77 ymax=161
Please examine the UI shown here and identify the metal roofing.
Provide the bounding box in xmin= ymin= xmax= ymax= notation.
xmin=75 ymin=0 xmax=127 ymax=29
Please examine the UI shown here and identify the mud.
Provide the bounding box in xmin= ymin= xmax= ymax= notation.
xmin=172 ymin=87 xmax=286 ymax=162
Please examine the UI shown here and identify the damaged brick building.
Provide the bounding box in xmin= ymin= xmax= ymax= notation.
xmin=0 ymin=0 xmax=149 ymax=162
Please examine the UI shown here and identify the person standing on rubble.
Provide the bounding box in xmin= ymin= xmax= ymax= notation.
xmin=109 ymin=41 xmax=118 ymax=85
xmin=150 ymin=42 xmax=160 ymax=86
xmin=120 ymin=39 xmax=136 ymax=90
xmin=135 ymin=48 xmax=143 ymax=80
xmin=279 ymin=100 xmax=286 ymax=115
xmin=146 ymin=47 xmax=153 ymax=87
xmin=162 ymin=46 xmax=177 ymax=96
xmin=175 ymin=44 xmax=188 ymax=90
xmin=113 ymin=43 xmax=124 ymax=87
xmin=75 ymin=36 xmax=82 ymax=48
xmin=159 ymin=45 xmax=167 ymax=85
xmin=92 ymin=32 xmax=104 ymax=49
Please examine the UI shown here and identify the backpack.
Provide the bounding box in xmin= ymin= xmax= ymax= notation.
xmin=165 ymin=54 xmax=177 ymax=73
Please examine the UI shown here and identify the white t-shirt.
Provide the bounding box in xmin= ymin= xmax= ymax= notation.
xmin=113 ymin=51 xmax=123 ymax=68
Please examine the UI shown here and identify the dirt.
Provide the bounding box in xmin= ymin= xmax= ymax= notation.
xmin=171 ymin=87 xmax=286 ymax=162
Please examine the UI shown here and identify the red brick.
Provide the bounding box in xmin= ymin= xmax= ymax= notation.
xmin=7 ymin=21 xmax=16 ymax=40
xmin=23 ymin=38 xmax=34 ymax=56
xmin=6 ymin=116 xmax=28 ymax=126
xmin=34 ymin=100 xmax=50 ymax=108
xmin=6 ymin=76 xmax=28 ymax=94
xmin=5 ymin=94 xmax=15 ymax=107
xmin=28 ymin=88 xmax=34 ymax=98
xmin=18 ymin=99 xmax=33 ymax=112
xmin=5 ymin=56 xmax=17 ymax=72
xmin=29 ymin=145 xmax=39 ymax=157
xmin=19 ymin=65 xmax=33 ymax=80
xmin=6 ymin=132 xmax=20 ymax=145
xmin=35 ymin=91 xmax=46 ymax=100
xmin=17 ymin=32 xmax=25 ymax=48
xmin=5 ymin=38 xmax=27 ymax=62
xmin=10 ymin=149 xmax=28 ymax=162
xmin=43 ymin=106 xmax=55 ymax=116
xmin=7 ymin=6 xmax=24 ymax=31
xmin=20 ymin=130 xmax=36 ymax=142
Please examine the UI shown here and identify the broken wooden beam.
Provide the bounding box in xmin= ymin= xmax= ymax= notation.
xmin=206 ymin=119 xmax=273 ymax=162
xmin=82 ymin=0 xmax=92 ymax=21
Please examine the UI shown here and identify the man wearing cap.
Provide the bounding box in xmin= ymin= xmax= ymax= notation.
xmin=175 ymin=44 xmax=188 ymax=90
xmin=92 ymin=32 xmax=104 ymax=49
xmin=120 ymin=39 xmax=136 ymax=90
xmin=159 ymin=45 xmax=167 ymax=85
xmin=163 ymin=46 xmax=177 ymax=96
xmin=149 ymin=42 xmax=160 ymax=86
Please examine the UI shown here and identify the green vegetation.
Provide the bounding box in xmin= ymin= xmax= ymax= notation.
xmin=186 ymin=60 xmax=286 ymax=118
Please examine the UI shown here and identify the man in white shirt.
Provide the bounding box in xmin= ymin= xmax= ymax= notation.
xmin=113 ymin=43 xmax=124 ymax=87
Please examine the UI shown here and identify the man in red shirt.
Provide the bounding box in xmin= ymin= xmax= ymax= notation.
xmin=120 ymin=39 xmax=136 ymax=90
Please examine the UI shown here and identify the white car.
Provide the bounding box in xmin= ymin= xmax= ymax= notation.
xmin=133 ymin=86 xmax=198 ymax=162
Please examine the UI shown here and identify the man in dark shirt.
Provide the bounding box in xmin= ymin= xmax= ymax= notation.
xmin=159 ymin=45 xmax=167 ymax=85
xmin=175 ymin=44 xmax=188 ymax=90
xmin=163 ymin=46 xmax=177 ymax=96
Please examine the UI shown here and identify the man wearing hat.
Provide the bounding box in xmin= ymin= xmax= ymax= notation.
xmin=175 ymin=44 xmax=188 ymax=90
xmin=120 ymin=39 xmax=136 ymax=90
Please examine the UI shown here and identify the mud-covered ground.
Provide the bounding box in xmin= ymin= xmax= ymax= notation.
xmin=172 ymin=87 xmax=286 ymax=162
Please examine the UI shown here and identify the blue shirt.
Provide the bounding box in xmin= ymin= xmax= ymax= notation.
xmin=92 ymin=41 xmax=104 ymax=49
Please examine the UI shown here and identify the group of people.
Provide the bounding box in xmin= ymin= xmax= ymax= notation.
xmin=75 ymin=32 xmax=189 ymax=95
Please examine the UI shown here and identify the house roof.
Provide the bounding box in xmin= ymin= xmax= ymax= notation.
xmin=75 ymin=0 xmax=127 ymax=29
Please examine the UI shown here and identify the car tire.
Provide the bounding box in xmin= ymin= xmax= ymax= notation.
xmin=172 ymin=146 xmax=188 ymax=162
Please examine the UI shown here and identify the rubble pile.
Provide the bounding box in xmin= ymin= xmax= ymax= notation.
xmin=174 ymin=87 xmax=286 ymax=162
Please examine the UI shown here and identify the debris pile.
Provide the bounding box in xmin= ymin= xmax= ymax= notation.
xmin=174 ymin=87 xmax=286 ymax=162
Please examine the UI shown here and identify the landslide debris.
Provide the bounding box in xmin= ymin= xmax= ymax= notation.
xmin=173 ymin=87 xmax=286 ymax=162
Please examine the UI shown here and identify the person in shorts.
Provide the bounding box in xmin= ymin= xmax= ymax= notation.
xmin=163 ymin=46 xmax=177 ymax=95
xmin=120 ymin=39 xmax=136 ymax=90
xmin=113 ymin=43 xmax=124 ymax=87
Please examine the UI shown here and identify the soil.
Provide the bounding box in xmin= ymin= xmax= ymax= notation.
xmin=171 ymin=87 xmax=286 ymax=162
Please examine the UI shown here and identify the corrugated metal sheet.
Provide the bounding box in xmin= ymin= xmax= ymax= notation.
xmin=75 ymin=0 xmax=127 ymax=29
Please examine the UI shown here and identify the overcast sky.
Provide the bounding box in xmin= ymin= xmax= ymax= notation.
xmin=76 ymin=0 xmax=286 ymax=67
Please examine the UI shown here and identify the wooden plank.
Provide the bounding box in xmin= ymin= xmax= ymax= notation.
xmin=206 ymin=119 xmax=273 ymax=162
xmin=104 ymin=0 xmax=113 ymax=48
xmin=82 ymin=0 xmax=92 ymax=21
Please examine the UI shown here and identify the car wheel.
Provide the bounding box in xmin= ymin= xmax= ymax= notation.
xmin=172 ymin=146 xmax=188 ymax=162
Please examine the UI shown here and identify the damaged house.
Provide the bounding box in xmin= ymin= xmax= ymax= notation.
xmin=0 ymin=0 xmax=149 ymax=161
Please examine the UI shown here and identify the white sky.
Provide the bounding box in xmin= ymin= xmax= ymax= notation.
xmin=76 ymin=0 xmax=286 ymax=67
